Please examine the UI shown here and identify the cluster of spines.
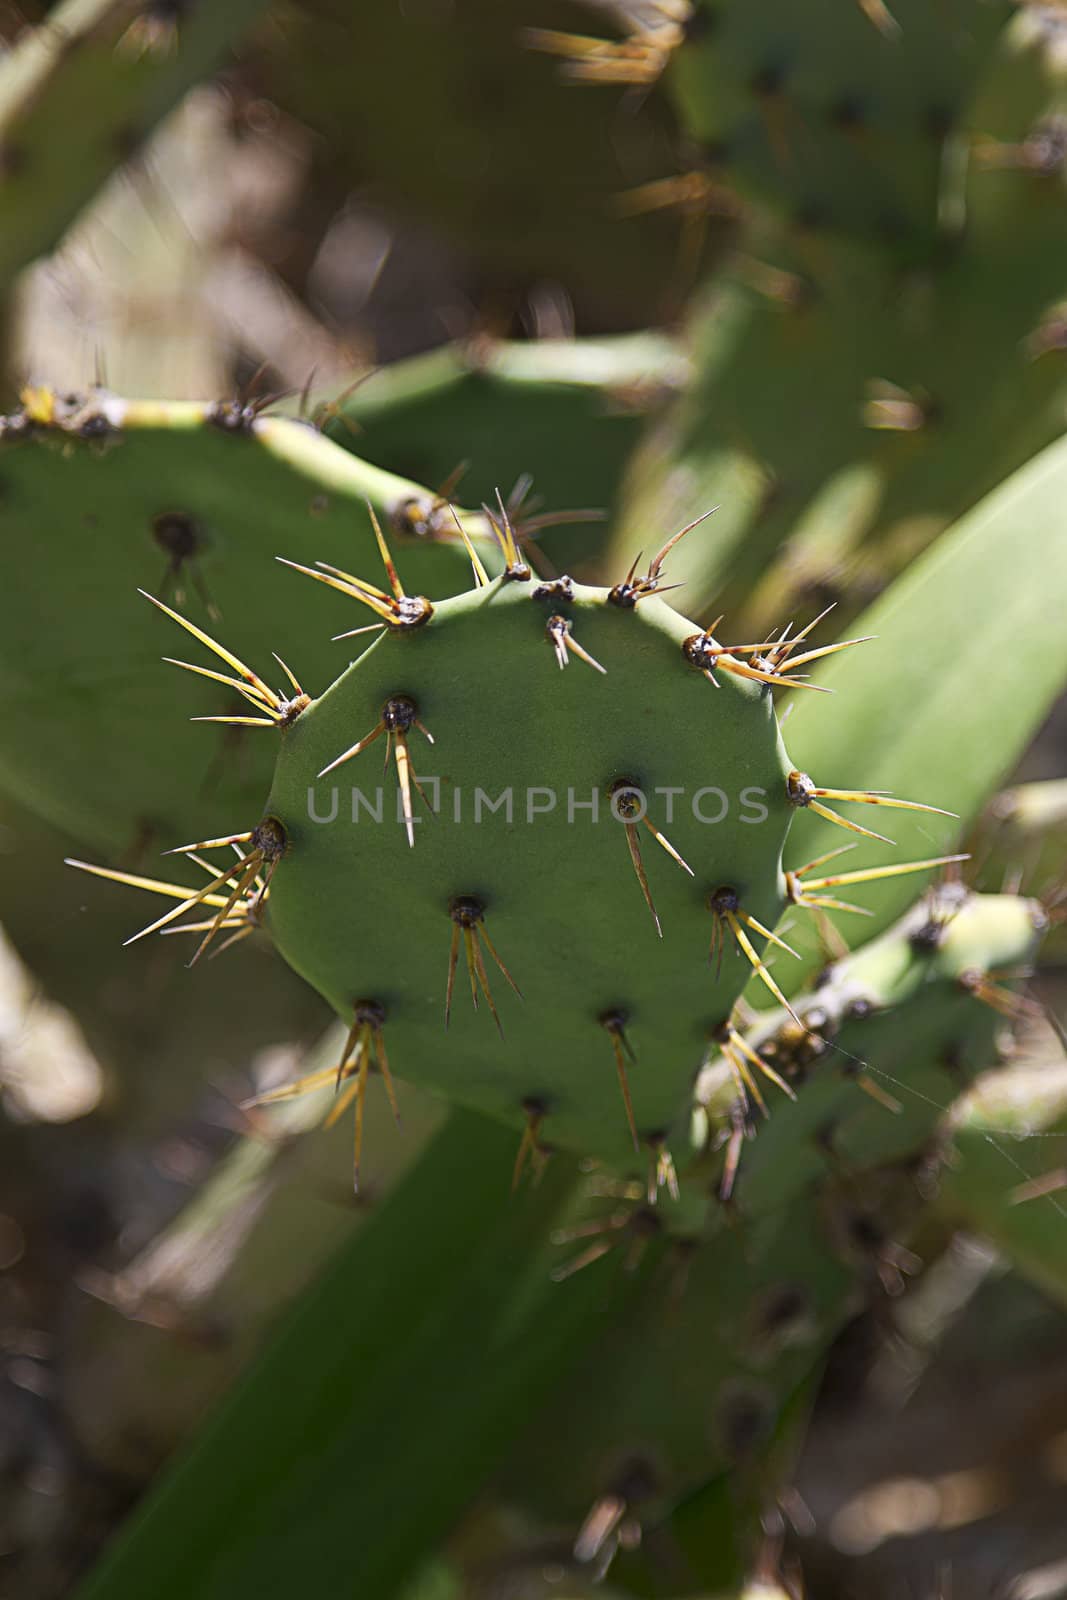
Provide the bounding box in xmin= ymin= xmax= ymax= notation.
xmin=524 ymin=0 xmax=692 ymax=88
xmin=243 ymin=1000 xmax=400 ymax=1192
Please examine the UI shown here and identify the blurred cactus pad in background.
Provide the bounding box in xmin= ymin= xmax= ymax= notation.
xmin=4 ymin=3 xmax=1067 ymax=1598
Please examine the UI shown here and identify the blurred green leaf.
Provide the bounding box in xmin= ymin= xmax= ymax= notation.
xmin=78 ymin=1108 xmax=625 ymax=1600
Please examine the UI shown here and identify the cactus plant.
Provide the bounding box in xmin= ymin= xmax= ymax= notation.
xmin=60 ymin=425 xmax=1065 ymax=1599
xmin=4 ymin=6 xmax=1067 ymax=1600
xmin=660 ymin=0 xmax=1012 ymax=245
xmin=0 ymin=388 xmax=499 ymax=850
xmin=31 ymin=390 xmax=1064 ymax=1600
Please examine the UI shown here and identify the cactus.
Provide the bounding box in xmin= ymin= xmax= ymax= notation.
xmin=46 ymin=422 xmax=1066 ymax=1600
xmin=664 ymin=0 xmax=1012 ymax=245
xmin=611 ymin=215 xmax=1067 ymax=629
xmin=257 ymin=550 xmax=803 ymax=1170
xmin=4 ymin=8 xmax=1067 ymax=1599
xmin=53 ymin=403 xmax=1066 ymax=1597
xmin=0 ymin=388 xmax=498 ymax=850
xmin=530 ymin=0 xmax=1011 ymax=243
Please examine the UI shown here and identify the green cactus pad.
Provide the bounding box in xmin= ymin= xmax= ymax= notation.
xmin=502 ymin=1195 xmax=853 ymax=1572
xmin=669 ymin=0 xmax=1011 ymax=245
xmin=0 ymin=390 xmax=492 ymax=851
xmin=262 ymin=572 xmax=796 ymax=1168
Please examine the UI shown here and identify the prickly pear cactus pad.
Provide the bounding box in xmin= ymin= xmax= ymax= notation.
xmin=260 ymin=567 xmax=797 ymax=1170
xmin=500 ymin=1193 xmax=857 ymax=1591
xmin=0 ymin=389 xmax=493 ymax=851
xmin=666 ymin=0 xmax=1013 ymax=244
